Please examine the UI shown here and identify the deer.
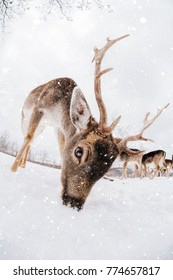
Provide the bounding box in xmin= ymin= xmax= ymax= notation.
xmin=114 ymin=103 xmax=169 ymax=179
xmin=117 ymin=148 xmax=144 ymax=178
xmin=161 ymin=156 xmax=173 ymax=177
xmin=11 ymin=35 xmax=132 ymax=210
xmin=141 ymin=150 xmax=166 ymax=179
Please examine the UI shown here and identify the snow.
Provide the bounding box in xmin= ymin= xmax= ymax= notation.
xmin=0 ymin=153 xmax=173 ymax=260
xmin=140 ymin=17 xmax=147 ymax=24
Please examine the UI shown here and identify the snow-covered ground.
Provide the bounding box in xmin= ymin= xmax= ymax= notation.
xmin=0 ymin=152 xmax=173 ymax=260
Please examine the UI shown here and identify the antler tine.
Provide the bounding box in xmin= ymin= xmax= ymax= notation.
xmin=95 ymin=68 xmax=113 ymax=79
xmin=92 ymin=34 xmax=130 ymax=64
xmin=93 ymin=34 xmax=129 ymax=131
xmin=106 ymin=115 xmax=121 ymax=133
xmin=140 ymin=103 xmax=170 ymax=134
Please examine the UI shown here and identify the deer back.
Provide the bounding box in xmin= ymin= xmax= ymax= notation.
xmin=22 ymin=78 xmax=77 ymax=138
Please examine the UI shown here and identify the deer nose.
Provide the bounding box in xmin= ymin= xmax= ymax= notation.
xmin=62 ymin=194 xmax=84 ymax=211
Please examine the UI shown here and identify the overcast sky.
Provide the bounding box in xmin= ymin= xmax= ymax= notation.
xmin=0 ymin=0 xmax=173 ymax=160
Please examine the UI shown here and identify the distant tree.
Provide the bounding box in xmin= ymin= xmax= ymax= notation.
xmin=0 ymin=131 xmax=18 ymax=155
xmin=0 ymin=0 xmax=112 ymax=31
xmin=0 ymin=131 xmax=9 ymax=150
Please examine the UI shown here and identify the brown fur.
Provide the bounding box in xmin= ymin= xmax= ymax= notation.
xmin=162 ymin=157 xmax=173 ymax=177
xmin=118 ymin=148 xmax=144 ymax=178
xmin=142 ymin=150 xmax=166 ymax=178
xmin=61 ymin=126 xmax=118 ymax=210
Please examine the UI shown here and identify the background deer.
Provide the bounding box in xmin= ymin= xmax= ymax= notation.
xmin=141 ymin=150 xmax=166 ymax=179
xmin=162 ymin=156 xmax=173 ymax=177
xmin=114 ymin=103 xmax=169 ymax=179
xmin=117 ymin=148 xmax=144 ymax=178
xmin=11 ymin=35 xmax=129 ymax=210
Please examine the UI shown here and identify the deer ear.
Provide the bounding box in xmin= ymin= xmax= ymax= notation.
xmin=70 ymin=87 xmax=92 ymax=131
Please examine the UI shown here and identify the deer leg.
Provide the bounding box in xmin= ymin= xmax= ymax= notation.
xmin=19 ymin=144 xmax=31 ymax=168
xmin=11 ymin=136 xmax=33 ymax=172
xmin=11 ymin=110 xmax=43 ymax=172
xmin=134 ymin=164 xmax=138 ymax=178
xmin=19 ymin=124 xmax=45 ymax=168
xmin=136 ymin=158 xmax=143 ymax=179
xmin=141 ymin=163 xmax=147 ymax=178
xmin=150 ymin=165 xmax=159 ymax=179
xmin=158 ymin=166 xmax=161 ymax=177
xmin=156 ymin=165 xmax=161 ymax=177
xmin=122 ymin=161 xmax=128 ymax=179
xmin=139 ymin=163 xmax=143 ymax=179
xmin=18 ymin=113 xmax=32 ymax=168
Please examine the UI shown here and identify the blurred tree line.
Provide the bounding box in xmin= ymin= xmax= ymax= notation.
xmin=0 ymin=131 xmax=59 ymax=167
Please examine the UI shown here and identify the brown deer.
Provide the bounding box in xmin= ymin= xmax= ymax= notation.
xmin=11 ymin=35 xmax=130 ymax=210
xmin=117 ymin=148 xmax=144 ymax=178
xmin=162 ymin=156 xmax=173 ymax=177
xmin=114 ymin=103 xmax=169 ymax=179
xmin=141 ymin=150 xmax=166 ymax=179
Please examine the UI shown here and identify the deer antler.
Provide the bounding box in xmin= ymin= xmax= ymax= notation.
xmin=116 ymin=103 xmax=170 ymax=151
xmin=92 ymin=34 xmax=129 ymax=132
xmin=139 ymin=103 xmax=170 ymax=137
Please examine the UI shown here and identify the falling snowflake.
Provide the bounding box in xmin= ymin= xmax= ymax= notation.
xmin=140 ymin=17 xmax=147 ymax=24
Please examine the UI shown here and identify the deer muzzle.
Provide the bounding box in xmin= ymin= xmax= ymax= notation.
xmin=62 ymin=192 xmax=85 ymax=211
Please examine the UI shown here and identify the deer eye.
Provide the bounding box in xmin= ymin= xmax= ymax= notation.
xmin=74 ymin=147 xmax=83 ymax=158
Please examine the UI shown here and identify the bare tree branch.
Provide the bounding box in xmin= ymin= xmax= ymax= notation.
xmin=0 ymin=0 xmax=29 ymax=31
xmin=0 ymin=0 xmax=112 ymax=31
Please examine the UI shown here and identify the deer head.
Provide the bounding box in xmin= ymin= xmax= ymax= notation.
xmin=61 ymin=36 xmax=130 ymax=209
